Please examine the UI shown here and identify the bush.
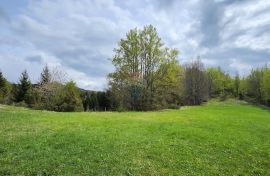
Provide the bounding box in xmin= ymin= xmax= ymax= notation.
xmin=14 ymin=101 xmax=28 ymax=108
xmin=58 ymin=81 xmax=83 ymax=112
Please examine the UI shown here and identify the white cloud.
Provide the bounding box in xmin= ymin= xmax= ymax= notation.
xmin=0 ymin=0 xmax=270 ymax=90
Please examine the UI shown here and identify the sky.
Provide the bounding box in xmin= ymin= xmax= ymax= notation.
xmin=0 ymin=0 xmax=269 ymax=90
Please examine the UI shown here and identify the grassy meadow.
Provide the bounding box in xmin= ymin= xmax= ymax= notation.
xmin=0 ymin=100 xmax=269 ymax=175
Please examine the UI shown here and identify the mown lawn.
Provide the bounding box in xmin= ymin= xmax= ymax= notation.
xmin=0 ymin=100 xmax=269 ymax=175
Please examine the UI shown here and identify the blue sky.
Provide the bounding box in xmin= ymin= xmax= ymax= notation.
xmin=0 ymin=0 xmax=270 ymax=90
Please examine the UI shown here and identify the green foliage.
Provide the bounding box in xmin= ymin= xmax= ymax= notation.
xmin=234 ymin=73 xmax=240 ymax=98
xmin=109 ymin=25 xmax=182 ymax=110
xmin=0 ymin=100 xmax=269 ymax=175
xmin=58 ymin=81 xmax=83 ymax=112
xmin=81 ymin=91 xmax=110 ymax=111
xmin=236 ymin=66 xmax=270 ymax=106
xmin=34 ymin=81 xmax=83 ymax=112
xmin=96 ymin=91 xmax=110 ymax=111
xmin=33 ymin=66 xmax=83 ymax=112
xmin=206 ymin=67 xmax=234 ymax=98
xmin=16 ymin=70 xmax=33 ymax=105
xmin=246 ymin=68 xmax=263 ymax=103
xmin=0 ymin=71 xmax=11 ymax=103
xmin=0 ymin=71 xmax=7 ymax=95
xmin=108 ymin=25 xmax=270 ymax=108
xmin=155 ymin=53 xmax=183 ymax=108
xmin=89 ymin=91 xmax=99 ymax=111
xmin=261 ymin=67 xmax=270 ymax=105
xmin=1 ymin=25 xmax=270 ymax=110
xmin=207 ymin=67 xmax=223 ymax=97
xmin=39 ymin=65 xmax=51 ymax=85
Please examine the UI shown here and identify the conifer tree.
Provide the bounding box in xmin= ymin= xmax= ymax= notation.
xmin=0 ymin=70 xmax=9 ymax=102
xmin=0 ymin=71 xmax=7 ymax=91
xmin=40 ymin=65 xmax=51 ymax=85
xmin=17 ymin=70 xmax=32 ymax=103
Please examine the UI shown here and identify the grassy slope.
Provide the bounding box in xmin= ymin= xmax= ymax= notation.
xmin=0 ymin=100 xmax=269 ymax=175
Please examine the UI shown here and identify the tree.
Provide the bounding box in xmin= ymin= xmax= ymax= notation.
xmin=82 ymin=91 xmax=91 ymax=111
xmin=237 ymin=66 xmax=270 ymax=106
xmin=39 ymin=65 xmax=51 ymax=85
xmin=246 ymin=68 xmax=263 ymax=103
xmin=234 ymin=73 xmax=240 ymax=98
xmin=207 ymin=67 xmax=224 ymax=97
xmin=206 ymin=66 xmax=235 ymax=100
xmin=239 ymin=78 xmax=247 ymax=100
xmin=81 ymin=90 xmax=111 ymax=111
xmin=0 ymin=70 xmax=10 ymax=103
xmin=109 ymin=25 xmax=181 ymax=110
xmin=154 ymin=49 xmax=184 ymax=108
xmin=261 ymin=67 xmax=270 ymax=106
xmin=183 ymin=59 xmax=208 ymax=105
xmin=90 ymin=91 xmax=98 ymax=111
xmin=0 ymin=71 xmax=6 ymax=90
xmin=16 ymin=70 xmax=33 ymax=104
xmin=58 ymin=81 xmax=83 ymax=112
xmin=34 ymin=67 xmax=73 ymax=111
xmin=97 ymin=91 xmax=110 ymax=111
xmin=223 ymin=73 xmax=234 ymax=97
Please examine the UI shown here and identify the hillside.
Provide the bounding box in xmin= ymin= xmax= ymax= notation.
xmin=0 ymin=100 xmax=269 ymax=175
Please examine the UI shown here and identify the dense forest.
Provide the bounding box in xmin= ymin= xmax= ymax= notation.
xmin=0 ymin=25 xmax=269 ymax=111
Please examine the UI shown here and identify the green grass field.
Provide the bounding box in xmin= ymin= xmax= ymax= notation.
xmin=0 ymin=100 xmax=269 ymax=175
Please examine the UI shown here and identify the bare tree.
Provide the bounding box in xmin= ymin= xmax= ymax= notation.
xmin=183 ymin=58 xmax=208 ymax=105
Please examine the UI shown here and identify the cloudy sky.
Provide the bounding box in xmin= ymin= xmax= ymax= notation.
xmin=0 ymin=0 xmax=269 ymax=90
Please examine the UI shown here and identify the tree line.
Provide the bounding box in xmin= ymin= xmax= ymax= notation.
xmin=108 ymin=25 xmax=270 ymax=110
xmin=0 ymin=25 xmax=269 ymax=111
xmin=0 ymin=66 xmax=112 ymax=112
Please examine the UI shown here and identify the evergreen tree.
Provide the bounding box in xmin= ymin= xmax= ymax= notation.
xmin=82 ymin=91 xmax=91 ymax=111
xmin=39 ymin=65 xmax=51 ymax=85
xmin=17 ymin=70 xmax=32 ymax=103
xmin=0 ymin=71 xmax=6 ymax=89
xmin=0 ymin=70 xmax=9 ymax=102
xmin=90 ymin=92 xmax=98 ymax=111
xmin=93 ymin=91 xmax=111 ymax=111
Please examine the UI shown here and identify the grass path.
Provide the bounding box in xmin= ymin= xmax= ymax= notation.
xmin=0 ymin=100 xmax=269 ymax=175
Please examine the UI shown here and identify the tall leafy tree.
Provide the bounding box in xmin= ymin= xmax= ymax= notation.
xmin=109 ymin=25 xmax=181 ymax=110
xmin=207 ymin=67 xmax=226 ymax=97
xmin=154 ymin=49 xmax=184 ymax=108
xmin=206 ymin=67 xmax=234 ymax=99
xmin=246 ymin=68 xmax=263 ymax=103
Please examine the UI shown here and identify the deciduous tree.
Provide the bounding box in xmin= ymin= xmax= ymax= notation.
xmin=183 ymin=59 xmax=208 ymax=105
